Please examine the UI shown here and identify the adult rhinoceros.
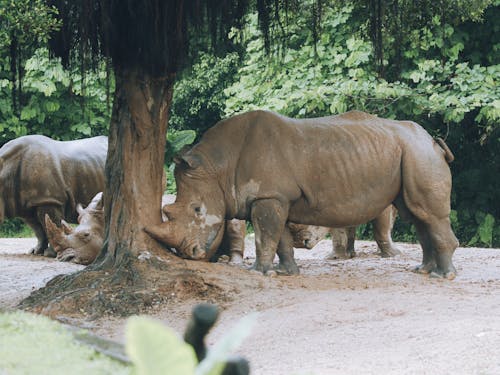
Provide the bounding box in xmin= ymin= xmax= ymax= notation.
xmin=0 ymin=134 xmax=107 ymax=256
xmin=145 ymin=110 xmax=458 ymax=279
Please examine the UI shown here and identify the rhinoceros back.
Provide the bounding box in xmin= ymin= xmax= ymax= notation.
xmin=193 ymin=110 xmax=440 ymax=228
xmin=0 ymin=134 xmax=107 ymax=222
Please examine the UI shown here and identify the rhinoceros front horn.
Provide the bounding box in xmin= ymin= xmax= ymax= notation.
xmin=144 ymin=222 xmax=176 ymax=247
xmin=45 ymin=214 xmax=65 ymax=252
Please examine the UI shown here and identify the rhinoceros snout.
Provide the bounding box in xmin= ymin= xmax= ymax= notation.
xmin=186 ymin=244 xmax=206 ymax=260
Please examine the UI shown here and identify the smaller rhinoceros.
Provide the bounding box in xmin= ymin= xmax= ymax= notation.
xmin=45 ymin=192 xmax=104 ymax=265
xmin=288 ymin=205 xmax=400 ymax=259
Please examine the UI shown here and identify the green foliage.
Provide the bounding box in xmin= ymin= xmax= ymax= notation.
xmin=169 ymin=52 xmax=240 ymax=134
xmin=126 ymin=316 xmax=197 ymax=375
xmin=164 ymin=129 xmax=197 ymax=194
xmin=0 ymin=218 xmax=33 ymax=237
xmin=0 ymin=310 xmax=256 ymax=375
xmin=0 ymin=0 xmax=60 ymax=49
xmin=125 ymin=314 xmax=256 ymax=375
xmin=0 ymin=311 xmax=130 ymax=374
xmin=0 ymin=48 xmax=111 ymax=143
xmin=165 ymin=129 xmax=197 ymax=165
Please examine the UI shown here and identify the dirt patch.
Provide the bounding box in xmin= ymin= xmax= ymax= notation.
xmin=2 ymin=236 xmax=500 ymax=374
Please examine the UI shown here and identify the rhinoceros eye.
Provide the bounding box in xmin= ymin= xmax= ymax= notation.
xmin=194 ymin=206 xmax=201 ymax=213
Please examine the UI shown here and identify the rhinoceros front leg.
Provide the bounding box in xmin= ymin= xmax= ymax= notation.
xmin=250 ymin=198 xmax=289 ymax=275
xmin=373 ymin=206 xmax=401 ymax=258
xmin=276 ymin=226 xmax=300 ymax=275
xmin=326 ymin=227 xmax=356 ymax=260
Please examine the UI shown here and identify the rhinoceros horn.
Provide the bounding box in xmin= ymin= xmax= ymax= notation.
xmin=45 ymin=214 xmax=67 ymax=252
xmin=61 ymin=219 xmax=73 ymax=235
xmin=144 ymin=221 xmax=176 ymax=246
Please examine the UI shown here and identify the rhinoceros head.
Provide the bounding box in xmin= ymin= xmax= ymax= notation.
xmin=145 ymin=152 xmax=226 ymax=260
xmin=287 ymin=222 xmax=329 ymax=249
xmin=45 ymin=192 xmax=105 ymax=265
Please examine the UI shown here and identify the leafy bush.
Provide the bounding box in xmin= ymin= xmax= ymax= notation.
xmin=169 ymin=52 xmax=240 ymax=135
xmin=0 ymin=48 xmax=111 ymax=144
xmin=0 ymin=218 xmax=33 ymax=237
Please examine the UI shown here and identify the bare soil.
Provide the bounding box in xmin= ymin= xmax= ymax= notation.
xmin=1 ymin=236 xmax=500 ymax=374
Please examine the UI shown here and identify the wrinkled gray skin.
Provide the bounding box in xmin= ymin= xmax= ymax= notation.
xmin=163 ymin=194 xmax=247 ymax=263
xmin=0 ymin=135 xmax=107 ymax=256
xmin=288 ymin=205 xmax=400 ymax=259
xmin=145 ymin=110 xmax=458 ymax=279
xmin=45 ymin=192 xmax=104 ymax=265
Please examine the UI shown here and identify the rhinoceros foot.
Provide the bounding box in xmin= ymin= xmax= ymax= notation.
xmin=229 ymin=252 xmax=244 ymax=265
xmin=275 ymin=261 xmax=300 ymax=275
xmin=412 ymin=261 xmax=436 ymax=275
xmin=325 ymin=250 xmax=355 ymax=260
xmin=44 ymin=246 xmax=57 ymax=258
xmin=379 ymin=246 xmax=402 ymax=258
xmin=430 ymin=270 xmax=456 ymax=280
xmin=30 ymin=243 xmax=47 ymax=256
xmin=217 ymin=254 xmax=230 ymax=263
xmin=249 ymin=261 xmax=277 ymax=276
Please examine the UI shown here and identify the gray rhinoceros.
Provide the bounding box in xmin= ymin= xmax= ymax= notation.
xmin=288 ymin=205 xmax=400 ymax=259
xmin=145 ymin=110 xmax=458 ymax=279
xmin=45 ymin=192 xmax=104 ymax=265
xmin=0 ymin=135 xmax=107 ymax=256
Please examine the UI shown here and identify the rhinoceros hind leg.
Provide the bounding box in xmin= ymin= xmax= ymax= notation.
xmin=374 ymin=205 xmax=400 ymax=258
xmin=250 ymin=198 xmax=289 ymax=275
xmin=275 ymin=228 xmax=300 ymax=275
xmin=30 ymin=205 xmax=64 ymax=256
xmin=412 ymin=218 xmax=457 ymax=279
xmin=24 ymin=218 xmax=48 ymax=255
xmin=328 ymin=227 xmax=356 ymax=260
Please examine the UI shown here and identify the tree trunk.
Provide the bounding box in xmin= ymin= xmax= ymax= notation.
xmin=99 ymin=66 xmax=173 ymax=267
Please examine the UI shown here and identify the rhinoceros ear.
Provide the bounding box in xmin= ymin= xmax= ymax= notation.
xmin=174 ymin=153 xmax=201 ymax=169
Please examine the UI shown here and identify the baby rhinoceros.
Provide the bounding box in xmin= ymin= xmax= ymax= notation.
xmin=288 ymin=205 xmax=400 ymax=259
xmin=45 ymin=192 xmax=104 ymax=265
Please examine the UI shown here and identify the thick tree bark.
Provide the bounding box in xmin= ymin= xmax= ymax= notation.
xmin=99 ymin=67 xmax=174 ymax=268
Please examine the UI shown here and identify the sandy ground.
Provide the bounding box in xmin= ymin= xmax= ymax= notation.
xmin=1 ymin=236 xmax=500 ymax=375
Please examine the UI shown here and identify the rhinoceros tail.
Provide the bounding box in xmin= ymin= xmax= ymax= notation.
xmin=435 ymin=137 xmax=454 ymax=163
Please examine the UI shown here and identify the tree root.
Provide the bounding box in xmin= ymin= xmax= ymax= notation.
xmin=18 ymin=251 xmax=234 ymax=320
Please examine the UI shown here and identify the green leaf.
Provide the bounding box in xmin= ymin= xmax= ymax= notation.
xmin=478 ymin=214 xmax=495 ymax=246
xmin=165 ymin=129 xmax=197 ymax=165
xmin=126 ymin=316 xmax=197 ymax=375
xmin=196 ymin=313 xmax=258 ymax=375
xmin=20 ymin=106 xmax=37 ymax=120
